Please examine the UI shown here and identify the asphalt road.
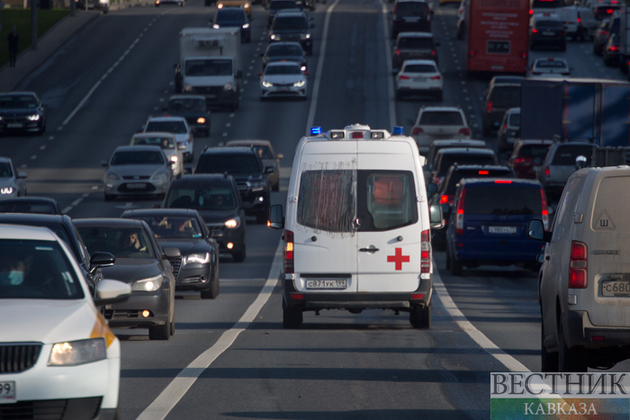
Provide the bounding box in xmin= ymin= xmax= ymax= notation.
xmin=6 ymin=0 xmax=630 ymax=418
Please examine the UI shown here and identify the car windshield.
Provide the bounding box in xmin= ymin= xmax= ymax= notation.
xmin=270 ymin=0 xmax=298 ymax=9
xmin=419 ymin=111 xmax=464 ymax=125
xmin=145 ymin=121 xmax=188 ymax=134
xmin=398 ymin=37 xmax=432 ymax=49
xmin=551 ymin=145 xmax=593 ymax=165
xmin=111 ymin=151 xmax=165 ymax=166
xmin=0 ymin=162 xmax=13 ymax=178
xmin=167 ymin=98 xmax=206 ymax=112
xmin=265 ymin=65 xmax=302 ymax=75
xmin=508 ymin=112 xmax=520 ymax=127
xmin=463 ymin=184 xmax=542 ymax=215
xmin=253 ymin=146 xmax=273 ymax=159
xmin=184 ymin=59 xmax=233 ymax=77
xmin=489 ymin=86 xmax=521 ymax=107
xmin=216 ymin=9 xmax=246 ymax=22
xmin=196 ymin=154 xmax=262 ymax=174
xmin=0 ymin=239 xmax=84 ymax=300
xmin=518 ymin=144 xmax=551 ymax=159
xmin=273 ymin=16 xmax=308 ymax=30
xmin=78 ymin=226 xmax=156 ymax=259
xmin=395 ymin=2 xmax=427 ymax=17
xmin=166 ymin=187 xmax=238 ymax=211
xmin=138 ymin=216 xmax=203 ymax=239
xmin=437 ymin=154 xmax=497 ymax=177
xmin=267 ymin=44 xmax=303 ymax=56
xmin=404 ymin=64 xmax=437 ymax=73
xmin=0 ymin=95 xmax=37 ymax=109
xmin=0 ymin=201 xmax=57 ymax=215
xmin=132 ymin=136 xmax=176 ymax=150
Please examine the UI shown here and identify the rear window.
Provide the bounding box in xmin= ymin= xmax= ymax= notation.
xmin=196 ymin=153 xmax=262 ymax=174
xmin=518 ymin=144 xmax=550 ymax=159
xmin=395 ymin=2 xmax=427 ymax=17
xmin=508 ymin=112 xmax=520 ymax=127
xmin=591 ymin=176 xmax=630 ymax=232
xmin=404 ymin=64 xmax=437 ymax=73
xmin=536 ymin=20 xmax=564 ymax=29
xmin=551 ymin=145 xmax=593 ymax=165
xmin=166 ymin=186 xmax=237 ymax=210
xmin=443 ymin=168 xmax=513 ymax=195
xmin=437 ymin=154 xmax=497 ymax=176
xmin=419 ymin=111 xmax=464 ymax=125
xmin=463 ymin=184 xmax=542 ymax=215
xmin=398 ymin=37 xmax=433 ymax=49
xmin=531 ymin=0 xmax=562 ymax=9
xmin=488 ymin=86 xmax=520 ymax=108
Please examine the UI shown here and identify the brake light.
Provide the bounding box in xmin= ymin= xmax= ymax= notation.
xmin=421 ymin=229 xmax=431 ymax=274
xmin=529 ymin=8 xmax=533 ymax=14
xmin=399 ymin=75 xmax=411 ymax=80
xmin=431 ymin=50 xmax=437 ymax=57
xmin=607 ymin=8 xmax=614 ymax=13
xmin=478 ymin=170 xmax=489 ymax=175
xmin=540 ymin=188 xmax=549 ymax=231
xmin=577 ymin=17 xmax=581 ymax=24
xmin=610 ymin=45 xmax=619 ymax=52
xmin=394 ymin=49 xmax=401 ymax=56
xmin=545 ymin=167 xmax=550 ymax=177
xmin=412 ymin=127 xmax=424 ymax=135
xmin=515 ymin=157 xmax=525 ymax=164
xmin=569 ymin=241 xmax=587 ymax=288
xmin=429 ymin=75 xmax=441 ymax=80
xmin=502 ymin=123 xmax=507 ymax=131
xmin=602 ymin=30 xmax=608 ymax=35
xmin=456 ymin=189 xmax=466 ymax=235
xmin=351 ymin=132 xmax=363 ymax=139
xmin=440 ymin=194 xmax=449 ymax=204
xmin=532 ymin=28 xmax=538 ymax=33
xmin=458 ymin=127 xmax=470 ymax=136
xmin=487 ymin=101 xmax=493 ymax=113
xmin=284 ymin=230 xmax=294 ymax=274
xmin=494 ymin=179 xmax=512 ymax=184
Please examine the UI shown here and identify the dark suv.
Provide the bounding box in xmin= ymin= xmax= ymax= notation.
xmin=392 ymin=0 xmax=431 ymax=39
xmin=481 ymin=82 xmax=521 ymax=136
xmin=163 ymin=174 xmax=247 ymax=262
xmin=267 ymin=0 xmax=301 ymax=26
xmin=269 ymin=11 xmax=314 ymax=55
xmin=195 ymin=147 xmax=273 ymax=223
xmin=392 ymin=32 xmax=439 ymax=72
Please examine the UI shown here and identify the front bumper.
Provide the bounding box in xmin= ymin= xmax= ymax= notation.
xmin=260 ymin=85 xmax=306 ymax=98
xmin=104 ymin=178 xmax=170 ymax=198
xmin=0 ymin=119 xmax=44 ymax=134
xmin=189 ymin=87 xmax=238 ymax=109
xmin=103 ymin=289 xmax=170 ymax=328
xmin=206 ymin=223 xmax=245 ymax=254
xmin=176 ymin=262 xmax=213 ymax=291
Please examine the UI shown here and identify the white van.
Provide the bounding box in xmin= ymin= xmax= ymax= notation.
xmin=269 ymin=124 xmax=443 ymax=329
xmin=528 ymin=165 xmax=630 ymax=372
xmin=556 ymin=6 xmax=598 ymax=40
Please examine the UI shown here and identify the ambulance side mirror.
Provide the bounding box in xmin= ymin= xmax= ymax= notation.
xmin=268 ymin=204 xmax=284 ymax=229
xmin=429 ymin=204 xmax=445 ymax=230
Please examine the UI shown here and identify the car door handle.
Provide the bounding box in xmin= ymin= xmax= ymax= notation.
xmin=359 ymin=247 xmax=380 ymax=252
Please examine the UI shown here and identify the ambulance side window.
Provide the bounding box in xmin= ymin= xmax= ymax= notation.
xmin=297 ymin=170 xmax=355 ymax=232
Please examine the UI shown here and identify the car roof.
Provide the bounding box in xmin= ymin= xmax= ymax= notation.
xmin=0 ymin=91 xmax=38 ymax=98
xmin=168 ymin=94 xmax=206 ymax=101
xmin=201 ymin=146 xmax=256 ymax=155
xmin=449 ymin=164 xmax=512 ymax=172
xmin=122 ymin=208 xmax=201 ymax=218
xmin=515 ymin=139 xmax=555 ymax=146
xmin=0 ymin=157 xmax=13 ymax=164
xmin=170 ymin=174 xmax=235 ymax=185
xmin=275 ymin=10 xmax=306 ymax=17
xmin=226 ymin=139 xmax=272 ymax=147
xmin=420 ymin=106 xmax=464 ymax=112
xmin=460 ymin=178 xmax=542 ymax=187
xmin=268 ymin=41 xmax=303 ymax=48
xmin=0 ymin=223 xmax=59 ymax=241
xmin=505 ymin=107 xmax=521 ymax=114
xmin=398 ymin=31 xmax=433 ymax=38
xmin=0 ymin=213 xmax=70 ymax=224
xmin=431 ymin=139 xmax=486 ymax=147
xmin=403 ymin=59 xmax=439 ymax=66
xmin=490 ymin=75 xmax=524 ymax=85
xmin=132 ymin=132 xmax=177 ymax=139
xmin=114 ymin=145 xmax=164 ymax=153
xmin=438 ymin=147 xmax=495 ymax=155
xmin=266 ymin=61 xmax=301 ymax=67
xmin=146 ymin=116 xmax=187 ymax=123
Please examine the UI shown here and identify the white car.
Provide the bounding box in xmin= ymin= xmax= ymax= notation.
xmin=411 ymin=106 xmax=471 ymax=154
xmin=526 ymin=57 xmax=571 ymax=78
xmin=0 ymin=157 xmax=27 ymax=199
xmin=130 ymin=132 xmax=184 ymax=178
xmin=0 ymin=224 xmax=130 ymax=418
xmin=260 ymin=61 xmax=308 ymax=101
xmin=395 ymin=59 xmax=443 ymax=101
xmin=142 ymin=116 xmax=194 ymax=163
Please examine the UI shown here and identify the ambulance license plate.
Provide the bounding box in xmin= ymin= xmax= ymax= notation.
xmin=306 ymin=279 xmax=347 ymax=289
xmin=489 ymin=226 xmax=517 ymax=234
xmin=127 ymin=183 xmax=146 ymax=190
xmin=0 ymin=382 xmax=16 ymax=404
xmin=602 ymin=281 xmax=630 ymax=297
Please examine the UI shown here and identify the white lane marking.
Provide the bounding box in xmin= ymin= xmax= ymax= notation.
xmin=30 ymin=155 xmax=37 ymax=160
xmin=48 ymin=136 xmax=54 ymax=140
xmin=433 ymin=266 xmax=530 ymax=372
xmin=136 ymin=243 xmax=283 ymax=420
xmin=305 ymin=0 xmax=341 ymax=132
xmin=20 ymin=164 xmax=26 ymax=169
xmin=381 ymin=0 xmax=396 ymax=128
xmin=39 ymin=145 xmax=46 ymax=150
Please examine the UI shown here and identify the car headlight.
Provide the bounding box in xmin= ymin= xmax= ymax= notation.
xmin=153 ymin=171 xmax=170 ymax=184
xmin=184 ymin=252 xmax=210 ymax=264
xmin=244 ymin=2 xmax=250 ymax=7
xmin=48 ymin=338 xmax=106 ymax=366
xmin=242 ymin=23 xmax=250 ymax=29
xmin=27 ymin=114 xmax=40 ymax=121
xmin=293 ymin=80 xmax=306 ymax=87
xmin=270 ymin=34 xmax=279 ymax=40
xmin=132 ymin=275 xmax=163 ymax=292
xmin=262 ymin=80 xmax=273 ymax=88
xmin=225 ymin=216 xmax=241 ymax=229
xmin=217 ymin=2 xmax=223 ymax=7
xmin=184 ymin=85 xmax=193 ymax=92
xmin=301 ymin=33 xmax=311 ymax=40
xmin=196 ymin=117 xmax=206 ymax=124
xmin=301 ymin=65 xmax=306 ymax=71
xmin=105 ymin=172 xmax=121 ymax=181
xmin=213 ymin=24 xmax=220 ymax=29
xmin=223 ymin=83 xmax=233 ymax=91
xmin=170 ymin=155 xmax=179 ymax=163
xmin=0 ymin=117 xmax=4 ymax=121
xmin=0 ymin=186 xmax=14 ymax=195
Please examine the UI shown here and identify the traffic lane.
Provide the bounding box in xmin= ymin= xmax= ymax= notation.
xmin=165 ymin=279 xmax=495 ymax=419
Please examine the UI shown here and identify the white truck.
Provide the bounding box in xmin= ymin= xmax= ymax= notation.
xmin=174 ymin=27 xmax=242 ymax=111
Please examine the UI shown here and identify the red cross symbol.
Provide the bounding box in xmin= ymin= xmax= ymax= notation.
xmin=387 ymin=247 xmax=410 ymax=271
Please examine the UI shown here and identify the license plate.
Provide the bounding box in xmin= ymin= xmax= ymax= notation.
xmin=488 ymin=226 xmax=517 ymax=234
xmin=305 ymin=279 xmax=348 ymax=289
xmin=0 ymin=381 xmax=16 ymax=404
xmin=207 ymin=95 xmax=217 ymax=99
xmin=126 ymin=183 xmax=146 ymax=190
xmin=404 ymin=17 xmax=420 ymax=21
xmin=7 ymin=123 xmax=23 ymax=128
xmin=542 ymin=31 xmax=554 ymax=36
xmin=602 ymin=281 xmax=630 ymax=297
xmin=413 ymin=77 xmax=427 ymax=82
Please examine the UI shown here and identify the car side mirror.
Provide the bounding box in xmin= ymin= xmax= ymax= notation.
xmin=89 ymin=251 xmax=115 ymax=272
xmin=527 ymin=219 xmax=552 ymax=242
xmin=268 ymin=204 xmax=284 ymax=229
xmin=163 ymin=247 xmax=181 ymax=259
xmin=264 ymin=166 xmax=274 ymax=174
xmin=93 ymin=279 xmax=131 ymax=306
xmin=277 ymin=153 xmax=284 ymax=159
xmin=429 ymin=204 xmax=445 ymax=230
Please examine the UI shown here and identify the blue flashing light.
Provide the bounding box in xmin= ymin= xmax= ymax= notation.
xmin=310 ymin=126 xmax=322 ymax=135
xmin=392 ymin=126 xmax=404 ymax=135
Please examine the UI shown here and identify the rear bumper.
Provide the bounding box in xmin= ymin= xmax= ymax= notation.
xmin=454 ymin=240 xmax=543 ymax=264
xmin=566 ymin=310 xmax=630 ymax=348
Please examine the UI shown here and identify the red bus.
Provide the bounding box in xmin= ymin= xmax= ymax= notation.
xmin=464 ymin=0 xmax=530 ymax=76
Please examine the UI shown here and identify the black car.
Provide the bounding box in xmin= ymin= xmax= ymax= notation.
xmin=0 ymin=213 xmax=114 ymax=296
xmin=212 ymin=7 xmax=251 ymax=43
xmin=604 ymin=33 xmax=620 ymax=66
xmin=391 ymin=32 xmax=439 ymax=72
xmin=481 ymin=82 xmax=521 ymax=136
xmin=593 ymin=18 xmax=613 ymax=56
xmin=267 ymin=0 xmax=301 ymax=27
xmin=75 ymin=218 xmax=178 ymax=340
xmin=121 ymin=208 xmax=220 ymax=299
xmin=195 ymin=147 xmax=273 ymax=223
xmin=261 ymin=41 xmax=307 ymax=72
xmin=163 ymin=174 xmax=247 ymax=262
xmin=529 ymin=14 xmax=566 ymax=51
xmin=0 ymin=92 xmax=46 ymax=136
xmin=269 ymin=11 xmax=314 ymax=55
xmin=391 ymin=0 xmax=431 ymax=39
xmin=0 ymin=197 xmax=62 ymax=214
xmin=163 ymin=95 xmax=211 ymax=137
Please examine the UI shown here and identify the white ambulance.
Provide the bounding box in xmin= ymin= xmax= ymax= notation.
xmin=269 ymin=124 xmax=444 ymax=329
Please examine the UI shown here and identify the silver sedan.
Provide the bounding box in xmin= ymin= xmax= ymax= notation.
xmin=130 ymin=132 xmax=184 ymax=178
xmin=259 ymin=61 xmax=308 ymax=100
xmin=0 ymin=157 xmax=27 ymax=199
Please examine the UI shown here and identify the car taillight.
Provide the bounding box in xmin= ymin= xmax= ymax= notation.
xmin=610 ymin=45 xmax=619 ymax=52
xmin=602 ymin=30 xmax=608 ymax=35
xmin=394 ymin=49 xmax=401 ymax=56
xmin=502 ymin=123 xmax=507 ymax=131
xmin=458 ymin=127 xmax=470 ymax=136
xmin=545 ymin=166 xmax=550 ymax=177
xmin=569 ymin=241 xmax=587 ymax=288
xmin=487 ymin=101 xmax=493 ymax=113
xmin=429 ymin=75 xmax=441 ymax=80
xmin=478 ymin=170 xmax=489 ymax=175
xmin=540 ymin=188 xmax=549 ymax=231
xmin=577 ymin=17 xmax=581 ymax=23
xmin=515 ymin=157 xmax=525 ymax=164
xmin=284 ymin=229 xmax=294 ymax=274
xmin=529 ymin=8 xmax=533 ymax=14
xmin=456 ymin=188 xmax=466 ymax=235
xmin=399 ymin=75 xmax=411 ymax=80
xmin=607 ymin=8 xmax=614 ymax=13
xmin=521 ymin=51 xmax=528 ymax=59
xmin=440 ymin=194 xmax=449 ymax=204
xmin=532 ymin=28 xmax=538 ymax=33
xmin=431 ymin=50 xmax=437 ymax=57
xmin=421 ymin=229 xmax=431 ymax=274
xmin=412 ymin=127 xmax=424 ymax=135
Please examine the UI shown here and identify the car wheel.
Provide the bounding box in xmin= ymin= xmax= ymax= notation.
xmin=282 ymin=301 xmax=303 ymax=329
xmin=148 ymin=321 xmax=170 ymax=340
xmin=557 ymin=315 xmax=588 ymax=372
xmin=104 ymin=193 xmax=114 ymax=202
xmin=233 ymin=244 xmax=246 ymax=262
xmin=541 ymin=322 xmax=558 ymax=372
xmin=170 ymin=319 xmax=175 ymax=336
xmin=450 ymin=249 xmax=463 ymax=276
xmin=410 ymin=303 xmax=431 ymax=329
xmin=200 ymin=283 xmax=218 ymax=299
